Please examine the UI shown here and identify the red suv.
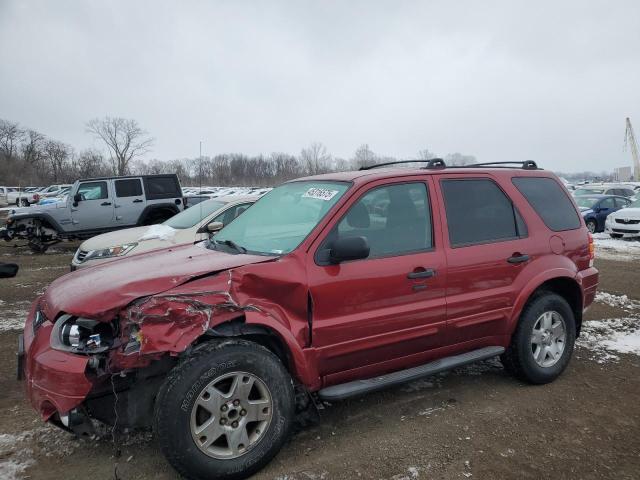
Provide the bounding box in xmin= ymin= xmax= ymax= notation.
xmin=18 ymin=160 xmax=598 ymax=480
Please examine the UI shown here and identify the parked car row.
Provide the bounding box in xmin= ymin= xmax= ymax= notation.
xmin=0 ymin=184 xmax=72 ymax=206
xmin=16 ymin=160 xmax=599 ymax=480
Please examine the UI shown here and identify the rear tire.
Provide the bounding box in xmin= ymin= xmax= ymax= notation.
xmin=501 ymin=292 xmax=575 ymax=384
xmin=155 ymin=340 xmax=295 ymax=480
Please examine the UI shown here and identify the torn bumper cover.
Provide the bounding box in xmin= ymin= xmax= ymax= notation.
xmin=21 ymin=306 xmax=93 ymax=421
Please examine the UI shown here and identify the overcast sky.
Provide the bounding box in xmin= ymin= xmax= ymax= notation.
xmin=1 ymin=1 xmax=639 ymax=172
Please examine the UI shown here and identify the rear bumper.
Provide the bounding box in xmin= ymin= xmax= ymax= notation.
xmin=21 ymin=305 xmax=93 ymax=420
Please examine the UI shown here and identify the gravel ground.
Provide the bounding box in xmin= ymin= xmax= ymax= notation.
xmin=1 ymin=237 xmax=639 ymax=480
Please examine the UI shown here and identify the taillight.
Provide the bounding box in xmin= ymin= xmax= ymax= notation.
xmin=588 ymin=232 xmax=595 ymax=266
xmin=33 ymin=194 xmax=40 ymax=201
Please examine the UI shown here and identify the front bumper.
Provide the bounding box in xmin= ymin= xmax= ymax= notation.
xmin=21 ymin=305 xmax=93 ymax=420
xmin=604 ymin=222 xmax=640 ymax=237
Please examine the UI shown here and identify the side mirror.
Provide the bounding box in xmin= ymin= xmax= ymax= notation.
xmin=0 ymin=263 xmax=19 ymax=278
xmin=329 ymin=236 xmax=370 ymax=264
xmin=206 ymin=221 xmax=224 ymax=233
xmin=73 ymin=193 xmax=82 ymax=207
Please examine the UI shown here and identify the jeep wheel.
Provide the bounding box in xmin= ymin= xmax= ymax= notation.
xmin=501 ymin=292 xmax=576 ymax=384
xmin=586 ymin=219 xmax=597 ymax=233
xmin=155 ymin=340 xmax=294 ymax=480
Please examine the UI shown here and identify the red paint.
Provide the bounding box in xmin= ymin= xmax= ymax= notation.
xmin=22 ymin=167 xmax=599 ymax=420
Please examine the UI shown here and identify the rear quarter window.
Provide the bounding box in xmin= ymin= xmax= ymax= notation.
xmin=144 ymin=176 xmax=181 ymax=200
xmin=512 ymin=177 xmax=581 ymax=231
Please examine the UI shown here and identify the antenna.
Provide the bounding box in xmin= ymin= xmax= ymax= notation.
xmin=199 ymin=141 xmax=203 ymax=222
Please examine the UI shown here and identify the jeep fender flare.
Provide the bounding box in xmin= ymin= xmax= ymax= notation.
xmin=137 ymin=203 xmax=180 ymax=225
xmin=509 ymin=267 xmax=581 ymax=333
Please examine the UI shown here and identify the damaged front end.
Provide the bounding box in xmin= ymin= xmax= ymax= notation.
xmin=21 ymin=245 xmax=312 ymax=437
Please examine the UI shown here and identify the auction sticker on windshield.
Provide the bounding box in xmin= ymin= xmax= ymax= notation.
xmin=302 ymin=187 xmax=340 ymax=201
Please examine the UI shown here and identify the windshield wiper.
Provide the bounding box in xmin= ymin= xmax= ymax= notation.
xmin=214 ymin=239 xmax=247 ymax=254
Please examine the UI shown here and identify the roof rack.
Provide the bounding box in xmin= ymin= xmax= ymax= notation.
xmin=359 ymin=158 xmax=446 ymax=170
xmin=359 ymin=159 xmax=539 ymax=171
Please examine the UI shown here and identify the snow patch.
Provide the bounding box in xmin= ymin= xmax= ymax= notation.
xmin=595 ymin=291 xmax=640 ymax=311
xmin=0 ymin=302 xmax=30 ymax=331
xmin=577 ymin=318 xmax=640 ymax=362
xmin=593 ymin=233 xmax=640 ymax=260
xmin=138 ymin=224 xmax=176 ymax=242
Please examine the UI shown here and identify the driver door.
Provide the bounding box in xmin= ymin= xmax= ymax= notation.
xmin=306 ymin=178 xmax=447 ymax=385
xmin=69 ymin=180 xmax=115 ymax=231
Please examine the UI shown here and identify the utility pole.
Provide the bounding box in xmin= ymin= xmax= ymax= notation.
xmin=624 ymin=117 xmax=640 ymax=181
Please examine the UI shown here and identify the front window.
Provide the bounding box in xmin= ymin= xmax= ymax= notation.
xmin=164 ymin=199 xmax=227 ymax=229
xmin=575 ymin=197 xmax=600 ymax=209
xmin=212 ymin=181 xmax=349 ymax=255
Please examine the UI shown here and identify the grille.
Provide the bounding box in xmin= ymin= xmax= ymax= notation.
xmin=76 ymin=249 xmax=89 ymax=262
xmin=615 ymin=218 xmax=640 ymax=225
xmin=613 ymin=228 xmax=640 ymax=234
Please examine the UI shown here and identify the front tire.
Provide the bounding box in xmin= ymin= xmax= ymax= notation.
xmin=586 ymin=219 xmax=597 ymax=233
xmin=501 ymin=292 xmax=576 ymax=384
xmin=155 ymin=340 xmax=295 ymax=480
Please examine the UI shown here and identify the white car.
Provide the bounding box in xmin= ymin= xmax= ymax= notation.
xmin=604 ymin=197 xmax=640 ymax=238
xmin=7 ymin=187 xmax=41 ymax=206
xmin=71 ymin=195 xmax=258 ymax=270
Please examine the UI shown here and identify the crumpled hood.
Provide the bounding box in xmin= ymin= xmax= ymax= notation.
xmin=41 ymin=243 xmax=275 ymax=321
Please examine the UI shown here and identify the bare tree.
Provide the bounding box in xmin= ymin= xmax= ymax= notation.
xmin=445 ymin=152 xmax=476 ymax=166
xmin=73 ymin=149 xmax=110 ymax=179
xmin=0 ymin=119 xmax=25 ymax=159
xmin=300 ymin=142 xmax=331 ymax=175
xmin=417 ymin=149 xmax=437 ymax=160
xmin=21 ymin=129 xmax=47 ymax=165
xmin=44 ymin=140 xmax=72 ymax=182
xmin=86 ymin=116 xmax=154 ymax=175
xmin=352 ymin=144 xmax=376 ymax=168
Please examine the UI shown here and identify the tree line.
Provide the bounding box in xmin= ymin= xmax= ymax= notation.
xmin=0 ymin=116 xmax=478 ymax=187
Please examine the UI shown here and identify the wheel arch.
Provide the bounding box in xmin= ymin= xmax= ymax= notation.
xmin=512 ymin=273 xmax=583 ymax=335
xmin=197 ymin=313 xmax=315 ymax=387
xmin=137 ymin=204 xmax=180 ymax=225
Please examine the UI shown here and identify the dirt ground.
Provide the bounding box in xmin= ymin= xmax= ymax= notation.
xmin=1 ymin=238 xmax=639 ymax=480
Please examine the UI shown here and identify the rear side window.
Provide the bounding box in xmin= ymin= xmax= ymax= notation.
xmin=144 ymin=176 xmax=181 ymax=200
xmin=115 ymin=179 xmax=143 ymax=197
xmin=441 ymin=179 xmax=524 ymax=247
xmin=512 ymin=177 xmax=581 ymax=231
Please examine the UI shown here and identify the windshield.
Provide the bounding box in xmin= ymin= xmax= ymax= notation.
xmin=212 ymin=181 xmax=350 ymax=255
xmin=574 ymin=188 xmax=604 ymax=196
xmin=628 ymin=198 xmax=640 ymax=208
xmin=164 ymin=199 xmax=227 ymax=229
xmin=575 ymin=197 xmax=600 ymax=209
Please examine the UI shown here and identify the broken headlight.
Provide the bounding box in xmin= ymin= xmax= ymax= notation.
xmin=83 ymin=243 xmax=138 ymax=261
xmin=51 ymin=314 xmax=118 ymax=354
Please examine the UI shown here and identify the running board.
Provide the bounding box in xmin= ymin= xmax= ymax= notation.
xmin=318 ymin=346 xmax=505 ymax=401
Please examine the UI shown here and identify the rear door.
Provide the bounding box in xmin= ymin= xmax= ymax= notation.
xmin=114 ymin=178 xmax=146 ymax=226
xmin=435 ymin=175 xmax=533 ymax=346
xmin=69 ymin=180 xmax=115 ymax=231
xmin=307 ymin=178 xmax=448 ymax=384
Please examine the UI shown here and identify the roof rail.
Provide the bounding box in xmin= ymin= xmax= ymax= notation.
xmin=462 ymin=160 xmax=539 ymax=170
xmin=359 ymin=158 xmax=446 ymax=171
xmin=359 ymin=159 xmax=539 ymax=171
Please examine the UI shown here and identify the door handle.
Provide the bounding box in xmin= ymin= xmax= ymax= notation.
xmin=507 ymin=253 xmax=530 ymax=264
xmin=133 ymin=199 xmax=143 ymax=203
xmin=407 ymin=268 xmax=436 ymax=279
xmin=101 ymin=202 xmax=112 ymax=206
